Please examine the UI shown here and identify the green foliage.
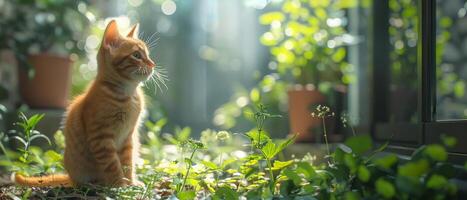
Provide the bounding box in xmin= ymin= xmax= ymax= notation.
xmin=0 ymin=110 xmax=465 ymax=199
xmin=259 ymin=0 xmax=359 ymax=85
xmin=0 ymin=0 xmax=92 ymax=73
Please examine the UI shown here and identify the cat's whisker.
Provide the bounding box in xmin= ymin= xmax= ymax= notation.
xmin=148 ymin=37 xmax=159 ymax=48
xmin=146 ymin=32 xmax=158 ymax=46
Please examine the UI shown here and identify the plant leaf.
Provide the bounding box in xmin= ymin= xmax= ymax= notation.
xmin=214 ymin=186 xmax=238 ymax=200
xmin=375 ymin=178 xmax=395 ymax=199
xmin=29 ymin=134 xmax=51 ymax=146
xmin=271 ymin=160 xmax=293 ymax=171
xmin=201 ymin=160 xmax=218 ymax=170
xmin=274 ymin=134 xmax=297 ymax=156
xmin=12 ymin=136 xmax=27 ymax=147
xmin=177 ymin=190 xmax=196 ymax=200
xmin=261 ymin=142 xmax=277 ymax=159
xmin=345 ymin=135 xmax=373 ymax=155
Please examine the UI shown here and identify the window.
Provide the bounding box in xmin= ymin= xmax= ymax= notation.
xmin=369 ymin=0 xmax=467 ymax=163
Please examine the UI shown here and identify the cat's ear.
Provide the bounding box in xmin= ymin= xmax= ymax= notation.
xmin=103 ymin=20 xmax=121 ymax=49
xmin=127 ymin=23 xmax=139 ymax=38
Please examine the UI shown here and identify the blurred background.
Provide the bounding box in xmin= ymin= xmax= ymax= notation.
xmin=0 ymin=0 xmax=466 ymax=142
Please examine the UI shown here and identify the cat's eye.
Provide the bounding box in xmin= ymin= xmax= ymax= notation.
xmin=132 ymin=52 xmax=142 ymax=60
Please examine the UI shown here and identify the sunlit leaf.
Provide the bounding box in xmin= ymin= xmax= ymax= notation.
xmin=332 ymin=48 xmax=346 ymax=62
xmin=334 ymin=0 xmax=358 ymax=9
xmin=424 ymin=144 xmax=447 ymax=161
xmin=357 ymin=165 xmax=370 ymax=182
xmin=259 ymin=12 xmax=285 ymax=25
xmin=373 ymin=154 xmax=398 ymax=169
xmin=271 ymin=160 xmax=293 ymax=171
xmin=262 ymin=142 xmax=277 ymax=159
xmin=177 ymin=190 xmax=196 ymax=200
xmin=201 ymin=160 xmax=218 ymax=170
xmin=398 ymin=159 xmax=429 ymax=178
xmin=441 ymin=134 xmax=457 ymax=148
xmin=426 ymin=174 xmax=448 ymax=189
xmin=375 ymin=178 xmax=395 ymax=199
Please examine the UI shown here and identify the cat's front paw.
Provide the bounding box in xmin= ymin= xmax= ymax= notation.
xmin=132 ymin=180 xmax=144 ymax=187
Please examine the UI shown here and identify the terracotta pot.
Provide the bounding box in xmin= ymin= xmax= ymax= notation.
xmin=18 ymin=53 xmax=72 ymax=109
xmin=288 ymin=85 xmax=325 ymax=142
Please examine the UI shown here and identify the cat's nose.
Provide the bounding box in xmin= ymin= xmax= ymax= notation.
xmin=145 ymin=59 xmax=156 ymax=68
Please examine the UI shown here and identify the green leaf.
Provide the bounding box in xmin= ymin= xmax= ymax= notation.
xmin=261 ymin=141 xmax=277 ymax=159
xmin=334 ymin=0 xmax=358 ymax=9
xmin=357 ymin=165 xmax=370 ymax=182
xmin=271 ymin=160 xmax=294 ymax=171
xmin=296 ymin=162 xmax=316 ymax=179
xmin=344 ymin=191 xmax=361 ymax=200
xmin=424 ymin=144 xmax=447 ymax=161
xmin=426 ymin=174 xmax=448 ymax=189
xmin=345 ymin=135 xmax=373 ymax=155
xmin=344 ymin=154 xmax=357 ymax=173
xmin=274 ymin=134 xmax=297 ymax=156
xmin=283 ymin=168 xmax=302 ymax=185
xmin=177 ymin=190 xmax=196 ymax=200
xmin=332 ymin=48 xmax=346 ymax=62
xmin=176 ymin=127 xmax=192 ymax=141
xmin=454 ymin=81 xmax=465 ymax=98
xmin=246 ymin=129 xmax=271 ymax=146
xmin=259 ymin=12 xmax=285 ymax=25
xmin=375 ymin=178 xmax=395 ymax=199
xmin=334 ymin=147 xmax=346 ymax=163
xmin=201 ymin=160 xmax=218 ymax=170
xmin=373 ymin=154 xmax=398 ymax=169
xmin=12 ymin=136 xmax=27 ymax=147
xmin=29 ymin=134 xmax=51 ymax=146
xmin=214 ymin=186 xmax=238 ymax=200
xmin=398 ymin=159 xmax=429 ymax=178
xmin=441 ymin=134 xmax=457 ymax=148
xmin=44 ymin=150 xmax=62 ymax=163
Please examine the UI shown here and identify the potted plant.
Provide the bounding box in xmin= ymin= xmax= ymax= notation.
xmin=0 ymin=0 xmax=91 ymax=109
xmin=259 ymin=0 xmax=358 ymax=141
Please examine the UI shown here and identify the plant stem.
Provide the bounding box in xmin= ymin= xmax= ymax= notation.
xmin=0 ymin=140 xmax=11 ymax=162
xmin=322 ymin=118 xmax=330 ymax=157
xmin=180 ymin=149 xmax=196 ymax=193
xmin=141 ymin=174 xmax=156 ymax=199
xmin=265 ymin=157 xmax=275 ymax=194
xmin=215 ymin=152 xmax=224 ymax=189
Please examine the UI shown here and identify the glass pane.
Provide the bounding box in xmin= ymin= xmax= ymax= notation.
xmin=436 ymin=0 xmax=467 ymax=120
xmin=387 ymin=0 xmax=419 ymax=123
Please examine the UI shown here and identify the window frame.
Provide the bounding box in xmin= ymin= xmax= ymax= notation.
xmin=370 ymin=0 xmax=467 ymax=163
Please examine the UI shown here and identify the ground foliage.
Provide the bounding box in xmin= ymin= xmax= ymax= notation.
xmin=0 ymin=106 xmax=465 ymax=199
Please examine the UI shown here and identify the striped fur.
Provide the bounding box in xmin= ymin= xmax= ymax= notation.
xmin=15 ymin=20 xmax=155 ymax=187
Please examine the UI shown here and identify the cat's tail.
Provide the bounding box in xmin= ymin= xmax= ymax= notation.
xmin=13 ymin=173 xmax=73 ymax=187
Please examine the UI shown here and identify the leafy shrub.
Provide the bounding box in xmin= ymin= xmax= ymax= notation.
xmin=0 ymin=108 xmax=465 ymax=199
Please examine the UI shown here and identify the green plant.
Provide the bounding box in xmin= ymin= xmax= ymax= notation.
xmin=0 ymin=0 xmax=92 ymax=73
xmin=259 ymin=0 xmax=360 ymax=86
xmin=11 ymin=113 xmax=50 ymax=163
xmin=0 ymin=107 xmax=465 ymax=199
xmin=0 ymin=113 xmax=64 ymax=176
xmin=178 ymin=139 xmax=205 ymax=194
xmin=213 ymin=0 xmax=364 ymax=133
xmin=243 ymin=104 xmax=296 ymax=195
xmin=311 ymin=105 xmax=335 ymax=157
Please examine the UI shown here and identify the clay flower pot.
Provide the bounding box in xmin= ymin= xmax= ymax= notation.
xmin=18 ymin=53 xmax=72 ymax=109
xmin=287 ymin=85 xmax=325 ymax=142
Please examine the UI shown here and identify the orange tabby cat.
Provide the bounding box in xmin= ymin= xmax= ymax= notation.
xmin=14 ymin=20 xmax=155 ymax=187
